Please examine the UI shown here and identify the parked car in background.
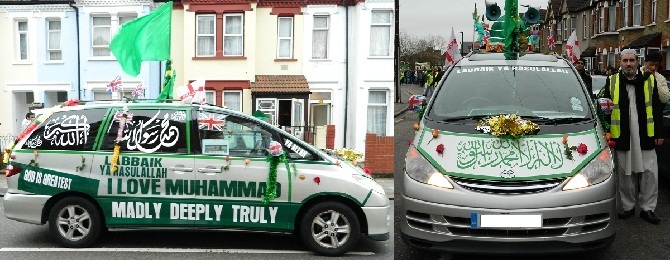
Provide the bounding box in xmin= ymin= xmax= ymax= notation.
xmin=592 ymin=75 xmax=608 ymax=96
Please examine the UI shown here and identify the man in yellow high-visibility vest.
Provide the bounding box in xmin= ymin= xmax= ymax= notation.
xmin=602 ymin=49 xmax=665 ymax=224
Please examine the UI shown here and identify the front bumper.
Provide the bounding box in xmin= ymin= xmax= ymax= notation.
xmin=3 ymin=192 xmax=50 ymax=225
xmin=399 ymin=168 xmax=616 ymax=254
xmin=362 ymin=204 xmax=391 ymax=241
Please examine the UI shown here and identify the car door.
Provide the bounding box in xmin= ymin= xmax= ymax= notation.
xmin=93 ymin=107 xmax=195 ymax=227
xmin=193 ymin=109 xmax=291 ymax=230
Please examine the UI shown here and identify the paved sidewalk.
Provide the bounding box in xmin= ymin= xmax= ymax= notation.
xmin=394 ymin=83 xmax=426 ymax=117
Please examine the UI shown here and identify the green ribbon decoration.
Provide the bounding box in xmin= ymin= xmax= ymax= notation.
xmin=263 ymin=152 xmax=287 ymax=204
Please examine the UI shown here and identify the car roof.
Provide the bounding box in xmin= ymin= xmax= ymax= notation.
xmin=457 ymin=52 xmax=572 ymax=68
xmin=38 ymin=102 xmax=252 ymax=120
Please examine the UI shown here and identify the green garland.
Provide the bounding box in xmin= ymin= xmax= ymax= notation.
xmin=263 ymin=152 xmax=286 ymax=204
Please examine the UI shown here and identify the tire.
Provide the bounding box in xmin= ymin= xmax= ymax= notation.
xmin=48 ymin=197 xmax=102 ymax=248
xmin=299 ymin=202 xmax=361 ymax=256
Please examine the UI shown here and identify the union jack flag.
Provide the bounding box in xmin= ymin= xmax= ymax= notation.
xmin=107 ymin=76 xmax=122 ymax=93
xmin=198 ymin=113 xmax=226 ymax=131
xmin=132 ymin=84 xmax=144 ymax=98
xmin=547 ymin=31 xmax=555 ymax=51
xmin=113 ymin=110 xmax=133 ymax=122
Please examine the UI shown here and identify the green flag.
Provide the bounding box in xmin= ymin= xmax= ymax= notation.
xmin=110 ymin=2 xmax=172 ymax=76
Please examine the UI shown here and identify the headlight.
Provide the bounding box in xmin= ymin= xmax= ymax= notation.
xmin=353 ymin=174 xmax=385 ymax=194
xmin=405 ymin=146 xmax=453 ymax=189
xmin=563 ymin=148 xmax=613 ymax=191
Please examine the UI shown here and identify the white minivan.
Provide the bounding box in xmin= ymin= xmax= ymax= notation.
xmin=3 ymin=102 xmax=390 ymax=256
xmin=401 ymin=52 xmax=615 ymax=254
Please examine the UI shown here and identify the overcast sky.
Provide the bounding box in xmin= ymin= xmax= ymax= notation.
xmin=400 ymin=0 xmax=548 ymax=45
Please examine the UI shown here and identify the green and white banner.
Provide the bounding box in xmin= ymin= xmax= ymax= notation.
xmin=416 ymin=129 xmax=602 ymax=180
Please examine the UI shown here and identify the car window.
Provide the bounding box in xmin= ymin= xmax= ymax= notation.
xmin=101 ymin=109 xmax=188 ymax=154
xmin=21 ymin=109 xmax=106 ymax=151
xmin=429 ymin=65 xmax=592 ymax=119
xmin=197 ymin=111 xmax=279 ymax=158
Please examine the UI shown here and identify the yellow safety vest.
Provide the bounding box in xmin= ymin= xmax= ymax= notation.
xmin=609 ymin=73 xmax=655 ymax=138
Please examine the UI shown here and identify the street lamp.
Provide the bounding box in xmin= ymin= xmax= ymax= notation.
xmin=459 ymin=31 xmax=464 ymax=55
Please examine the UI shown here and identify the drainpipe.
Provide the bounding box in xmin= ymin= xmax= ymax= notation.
xmin=342 ymin=0 xmax=349 ymax=147
xmin=69 ymin=1 xmax=81 ymax=100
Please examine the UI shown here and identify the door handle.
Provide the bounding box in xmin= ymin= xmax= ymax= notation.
xmin=198 ymin=167 xmax=222 ymax=173
xmin=169 ymin=165 xmax=193 ymax=172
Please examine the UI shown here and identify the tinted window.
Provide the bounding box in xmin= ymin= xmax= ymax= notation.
xmin=430 ymin=66 xmax=592 ymax=119
xmin=101 ymin=109 xmax=188 ymax=154
xmin=23 ymin=109 xmax=105 ymax=151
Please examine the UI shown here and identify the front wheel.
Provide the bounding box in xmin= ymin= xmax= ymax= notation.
xmin=299 ymin=202 xmax=361 ymax=256
xmin=48 ymin=197 xmax=102 ymax=248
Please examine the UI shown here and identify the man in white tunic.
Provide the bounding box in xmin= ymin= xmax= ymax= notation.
xmin=602 ymin=49 xmax=664 ymax=224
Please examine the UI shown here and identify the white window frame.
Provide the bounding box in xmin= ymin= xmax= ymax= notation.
xmin=91 ymin=15 xmax=112 ymax=57
xmin=557 ymin=19 xmax=563 ymax=41
xmin=623 ymin=0 xmax=629 ymax=28
xmin=608 ymin=52 xmax=615 ymax=68
xmin=15 ymin=19 xmax=29 ymax=62
xmin=312 ymin=15 xmax=329 ymax=60
xmin=652 ymin=0 xmax=657 ymax=24
xmin=583 ymin=14 xmax=587 ymax=39
xmin=563 ymin=19 xmax=568 ymax=40
xmin=277 ymin=17 xmax=294 ymax=59
xmin=118 ymin=13 xmax=137 ymax=26
xmin=222 ymin=90 xmax=242 ymax=111
xmin=367 ymin=90 xmax=389 ymax=136
xmin=370 ymin=10 xmax=393 ymax=57
xmin=608 ymin=6 xmax=616 ymax=31
xmin=633 ymin=0 xmax=641 ymax=26
xmin=223 ymin=13 xmax=244 ymax=57
xmin=46 ymin=18 xmax=61 ymax=62
xmin=570 ymin=17 xmax=576 ymax=36
xmin=205 ymin=90 xmax=216 ymax=105
xmin=196 ymin=14 xmax=216 ymax=57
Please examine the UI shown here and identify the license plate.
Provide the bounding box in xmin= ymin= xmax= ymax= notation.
xmin=471 ymin=213 xmax=542 ymax=228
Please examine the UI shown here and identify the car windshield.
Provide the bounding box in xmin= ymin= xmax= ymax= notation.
xmin=592 ymin=75 xmax=608 ymax=95
xmin=428 ymin=65 xmax=593 ymax=121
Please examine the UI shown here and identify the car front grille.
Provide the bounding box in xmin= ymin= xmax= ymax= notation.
xmin=405 ymin=210 xmax=611 ymax=239
xmin=449 ymin=176 xmax=568 ymax=194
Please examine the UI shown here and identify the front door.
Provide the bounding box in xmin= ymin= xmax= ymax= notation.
xmin=193 ymin=110 xmax=292 ymax=231
xmin=256 ymin=98 xmax=277 ymax=125
xmin=94 ymin=108 xmax=194 ymax=227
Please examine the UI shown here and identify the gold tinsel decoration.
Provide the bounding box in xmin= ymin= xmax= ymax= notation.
xmin=476 ymin=114 xmax=540 ymax=138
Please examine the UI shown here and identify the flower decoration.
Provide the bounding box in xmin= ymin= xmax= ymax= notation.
xmin=335 ymin=148 xmax=364 ymax=163
xmin=227 ymin=130 xmax=233 ymax=134
xmin=314 ymin=177 xmax=321 ymax=185
xmin=413 ymin=123 xmax=419 ymax=131
xmin=28 ymin=150 xmax=39 ymax=168
xmin=334 ymin=160 xmax=341 ymax=166
xmin=268 ymin=141 xmax=283 ymax=157
xmin=244 ymin=158 xmax=251 ymax=167
xmin=436 ymin=144 xmax=445 ymax=156
xmin=408 ymin=139 xmax=413 ymax=146
xmin=291 ymin=163 xmax=299 ymax=178
xmin=577 ymin=143 xmax=588 ymax=155
xmin=221 ymin=156 xmax=231 ymax=171
xmin=608 ymin=141 xmax=616 ymax=148
xmin=476 ymin=114 xmax=540 ymax=138
xmin=111 ymin=107 xmax=129 ymax=173
xmin=605 ymin=133 xmax=611 ymax=141
xmin=363 ymin=168 xmax=372 ymax=175
xmin=427 ymin=129 xmax=440 ymax=144
xmin=562 ymin=136 xmax=578 ymax=160
xmin=33 ymin=150 xmax=38 ymax=157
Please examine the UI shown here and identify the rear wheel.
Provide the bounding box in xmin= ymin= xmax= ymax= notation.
xmin=299 ymin=202 xmax=360 ymax=256
xmin=48 ymin=197 xmax=102 ymax=248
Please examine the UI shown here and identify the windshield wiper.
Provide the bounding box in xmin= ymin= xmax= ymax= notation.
xmin=437 ymin=115 xmax=490 ymax=123
xmin=526 ymin=117 xmax=594 ymax=125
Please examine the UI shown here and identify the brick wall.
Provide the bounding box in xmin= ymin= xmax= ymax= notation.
xmin=326 ymin=125 xmax=335 ymax=149
xmin=364 ymin=133 xmax=394 ymax=175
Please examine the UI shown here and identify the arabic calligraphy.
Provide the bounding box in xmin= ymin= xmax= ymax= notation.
xmin=456 ymin=138 xmax=564 ymax=170
xmin=25 ymin=136 xmax=43 ymax=148
xmin=43 ymin=115 xmax=90 ymax=147
xmin=124 ymin=111 xmax=179 ymax=153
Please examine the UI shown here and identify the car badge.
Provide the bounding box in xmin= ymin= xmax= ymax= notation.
xmin=500 ymin=169 xmax=515 ymax=179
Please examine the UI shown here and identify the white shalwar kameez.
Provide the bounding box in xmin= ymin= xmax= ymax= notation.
xmin=617 ymin=84 xmax=658 ymax=212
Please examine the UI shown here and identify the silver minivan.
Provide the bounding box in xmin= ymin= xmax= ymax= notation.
xmin=400 ymin=52 xmax=615 ymax=254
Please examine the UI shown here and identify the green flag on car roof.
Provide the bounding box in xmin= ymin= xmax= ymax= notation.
xmin=110 ymin=1 xmax=172 ymax=77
